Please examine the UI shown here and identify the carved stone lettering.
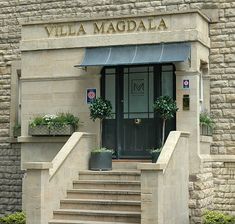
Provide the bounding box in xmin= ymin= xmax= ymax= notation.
xmin=137 ymin=20 xmax=147 ymax=32
xmin=94 ymin=22 xmax=105 ymax=34
xmin=158 ymin=18 xmax=167 ymax=30
xmin=44 ymin=17 xmax=168 ymax=38
xmin=127 ymin=20 xmax=137 ymax=32
xmin=116 ymin=20 xmax=126 ymax=32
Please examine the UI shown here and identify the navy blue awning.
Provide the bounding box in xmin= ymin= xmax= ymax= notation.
xmin=76 ymin=43 xmax=191 ymax=67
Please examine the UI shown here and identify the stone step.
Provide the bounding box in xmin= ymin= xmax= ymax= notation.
xmin=53 ymin=209 xmax=141 ymax=223
xmin=112 ymin=160 xmax=151 ymax=170
xmin=49 ymin=220 xmax=139 ymax=224
xmin=67 ymin=189 xmax=141 ymax=201
xmin=73 ymin=180 xmax=141 ymax=190
xmin=60 ymin=199 xmax=141 ymax=211
xmin=78 ymin=170 xmax=140 ymax=181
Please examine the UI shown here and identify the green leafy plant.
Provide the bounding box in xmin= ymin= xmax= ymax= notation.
xmin=13 ymin=124 xmax=21 ymax=130
xmin=0 ymin=212 xmax=26 ymax=224
xmin=29 ymin=113 xmax=80 ymax=130
xmin=200 ymin=112 xmax=214 ymax=128
xmin=203 ymin=210 xmax=235 ymax=224
xmin=92 ymin=147 xmax=114 ymax=154
xmin=153 ymin=96 xmax=178 ymax=146
xmin=13 ymin=124 xmax=21 ymax=137
xmin=89 ymin=97 xmax=112 ymax=148
xmin=145 ymin=147 xmax=162 ymax=163
xmin=149 ymin=148 xmax=162 ymax=154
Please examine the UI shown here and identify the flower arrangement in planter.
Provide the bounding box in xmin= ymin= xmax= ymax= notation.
xmin=29 ymin=113 xmax=80 ymax=136
xmin=200 ymin=111 xmax=214 ymax=136
xmin=148 ymin=96 xmax=178 ymax=162
xmin=89 ymin=97 xmax=113 ymax=171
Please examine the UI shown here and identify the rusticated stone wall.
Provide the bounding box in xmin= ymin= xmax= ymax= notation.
xmin=213 ymin=161 xmax=235 ymax=216
xmin=189 ymin=162 xmax=214 ymax=224
xmin=0 ymin=0 xmax=234 ymax=222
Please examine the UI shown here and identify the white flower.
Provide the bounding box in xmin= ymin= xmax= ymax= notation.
xmin=43 ymin=114 xmax=58 ymax=121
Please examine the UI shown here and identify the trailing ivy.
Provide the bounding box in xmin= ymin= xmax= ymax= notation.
xmin=0 ymin=212 xmax=26 ymax=224
xmin=203 ymin=211 xmax=235 ymax=224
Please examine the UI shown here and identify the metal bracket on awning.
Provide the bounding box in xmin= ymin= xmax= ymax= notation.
xmin=75 ymin=42 xmax=191 ymax=67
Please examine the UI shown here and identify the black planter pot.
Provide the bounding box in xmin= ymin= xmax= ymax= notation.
xmin=89 ymin=151 xmax=112 ymax=171
xmin=151 ymin=151 xmax=161 ymax=163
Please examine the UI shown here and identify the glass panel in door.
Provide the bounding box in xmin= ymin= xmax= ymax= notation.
xmin=121 ymin=66 xmax=156 ymax=157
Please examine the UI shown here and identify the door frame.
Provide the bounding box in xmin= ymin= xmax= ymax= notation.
xmin=101 ymin=63 xmax=176 ymax=159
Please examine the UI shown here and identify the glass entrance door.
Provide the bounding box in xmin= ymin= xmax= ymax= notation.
xmin=102 ymin=65 xmax=175 ymax=159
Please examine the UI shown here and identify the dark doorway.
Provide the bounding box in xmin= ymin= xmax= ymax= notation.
xmin=101 ymin=64 xmax=176 ymax=159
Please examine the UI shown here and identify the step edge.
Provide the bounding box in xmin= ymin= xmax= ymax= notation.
xmin=53 ymin=209 xmax=141 ymax=216
xmin=67 ymin=189 xmax=141 ymax=194
xmin=61 ymin=199 xmax=141 ymax=204
xmin=49 ymin=220 xmax=139 ymax=224
xmin=73 ymin=180 xmax=141 ymax=184
xmin=79 ymin=171 xmax=140 ymax=175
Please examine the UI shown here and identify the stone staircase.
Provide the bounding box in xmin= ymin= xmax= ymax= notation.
xmin=49 ymin=170 xmax=141 ymax=224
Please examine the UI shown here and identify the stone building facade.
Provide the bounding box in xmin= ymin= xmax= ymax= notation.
xmin=0 ymin=0 xmax=235 ymax=223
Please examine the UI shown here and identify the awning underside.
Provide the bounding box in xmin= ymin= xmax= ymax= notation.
xmin=78 ymin=43 xmax=191 ymax=67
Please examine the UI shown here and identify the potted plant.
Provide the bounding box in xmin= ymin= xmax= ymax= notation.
xmin=149 ymin=148 xmax=162 ymax=163
xmin=28 ymin=113 xmax=80 ymax=136
xmin=200 ymin=112 xmax=214 ymax=136
xmin=13 ymin=124 xmax=21 ymax=137
xmin=151 ymin=95 xmax=178 ymax=162
xmin=89 ymin=97 xmax=113 ymax=171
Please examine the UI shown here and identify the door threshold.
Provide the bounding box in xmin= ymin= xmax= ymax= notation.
xmin=112 ymin=159 xmax=151 ymax=162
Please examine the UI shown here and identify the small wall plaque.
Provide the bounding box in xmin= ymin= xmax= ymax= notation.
xmin=183 ymin=94 xmax=190 ymax=110
xmin=86 ymin=88 xmax=96 ymax=104
xmin=183 ymin=79 xmax=189 ymax=89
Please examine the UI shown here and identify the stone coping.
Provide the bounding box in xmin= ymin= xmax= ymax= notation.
xmin=137 ymin=162 xmax=166 ymax=171
xmin=21 ymin=10 xmax=210 ymax=26
xmin=22 ymin=162 xmax=53 ymax=170
xmin=138 ymin=131 xmax=189 ymax=171
xmin=18 ymin=136 xmax=70 ymax=143
xmin=18 ymin=133 xmax=96 ymax=143
xmin=50 ymin=132 xmax=86 ymax=178
xmin=201 ymin=155 xmax=235 ymax=162
xmin=20 ymin=74 xmax=100 ymax=82
xmin=200 ymin=135 xmax=213 ymax=143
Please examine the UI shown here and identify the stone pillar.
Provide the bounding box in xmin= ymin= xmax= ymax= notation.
xmin=138 ymin=165 xmax=163 ymax=224
xmin=23 ymin=162 xmax=52 ymax=224
xmin=176 ymin=70 xmax=201 ymax=174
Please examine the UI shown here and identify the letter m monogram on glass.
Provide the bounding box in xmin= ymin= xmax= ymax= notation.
xmin=131 ymin=79 xmax=145 ymax=95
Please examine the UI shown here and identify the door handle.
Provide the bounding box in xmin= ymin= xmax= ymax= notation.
xmin=134 ymin=118 xmax=142 ymax=125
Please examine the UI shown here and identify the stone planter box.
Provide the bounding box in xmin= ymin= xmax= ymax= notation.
xmin=50 ymin=125 xmax=75 ymax=136
xmin=28 ymin=125 xmax=75 ymax=136
xmin=29 ymin=125 xmax=50 ymax=136
xmin=200 ymin=124 xmax=212 ymax=136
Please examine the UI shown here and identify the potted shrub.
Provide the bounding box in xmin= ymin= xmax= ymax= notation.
xmin=200 ymin=112 xmax=214 ymax=136
xmin=89 ymin=97 xmax=113 ymax=171
xmin=29 ymin=113 xmax=80 ymax=136
xmin=151 ymin=95 xmax=178 ymax=162
xmin=149 ymin=148 xmax=162 ymax=163
xmin=89 ymin=148 xmax=113 ymax=171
